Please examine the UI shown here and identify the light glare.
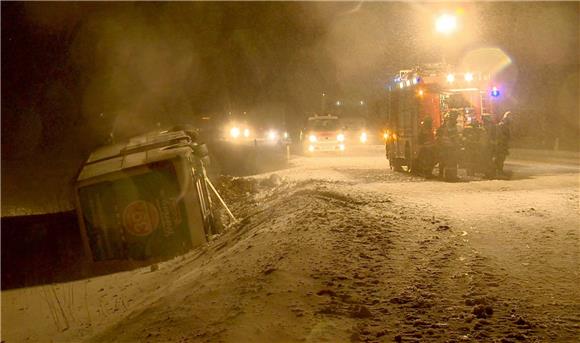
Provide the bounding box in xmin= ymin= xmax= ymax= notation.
xmin=436 ymin=14 xmax=457 ymax=35
xmin=360 ymin=132 xmax=368 ymax=143
xmin=230 ymin=127 xmax=240 ymax=138
xmin=267 ymin=130 xmax=278 ymax=141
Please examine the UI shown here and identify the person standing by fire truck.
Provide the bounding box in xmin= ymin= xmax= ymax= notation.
xmin=481 ymin=114 xmax=497 ymax=179
xmin=436 ymin=110 xmax=460 ymax=181
xmin=462 ymin=119 xmax=484 ymax=176
xmin=417 ymin=116 xmax=436 ymax=178
xmin=495 ymin=111 xmax=512 ymax=178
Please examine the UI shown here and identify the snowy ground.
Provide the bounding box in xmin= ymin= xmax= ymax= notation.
xmin=2 ymin=145 xmax=579 ymax=342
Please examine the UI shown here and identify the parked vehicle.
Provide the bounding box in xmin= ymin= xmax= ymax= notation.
xmin=381 ymin=63 xmax=502 ymax=177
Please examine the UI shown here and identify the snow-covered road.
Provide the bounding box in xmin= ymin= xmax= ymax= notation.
xmin=2 ymin=146 xmax=579 ymax=342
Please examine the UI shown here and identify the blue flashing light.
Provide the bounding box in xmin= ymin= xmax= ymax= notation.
xmin=491 ymin=87 xmax=500 ymax=97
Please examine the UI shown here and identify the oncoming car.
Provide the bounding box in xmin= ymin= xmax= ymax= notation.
xmin=342 ymin=116 xmax=372 ymax=145
xmin=301 ymin=114 xmax=345 ymax=153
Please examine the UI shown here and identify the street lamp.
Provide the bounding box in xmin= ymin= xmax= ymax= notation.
xmin=435 ymin=13 xmax=458 ymax=64
xmin=435 ymin=14 xmax=457 ymax=35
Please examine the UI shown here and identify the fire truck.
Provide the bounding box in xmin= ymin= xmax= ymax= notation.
xmin=382 ymin=63 xmax=501 ymax=175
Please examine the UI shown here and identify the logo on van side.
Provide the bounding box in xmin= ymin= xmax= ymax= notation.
xmin=123 ymin=200 xmax=160 ymax=236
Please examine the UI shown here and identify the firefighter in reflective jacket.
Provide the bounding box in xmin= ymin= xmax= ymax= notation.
xmin=416 ymin=116 xmax=436 ymax=178
xmin=436 ymin=111 xmax=460 ymax=181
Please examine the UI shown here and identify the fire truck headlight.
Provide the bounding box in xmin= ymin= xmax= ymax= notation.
xmin=267 ymin=130 xmax=278 ymax=141
xmin=360 ymin=132 xmax=368 ymax=143
xmin=337 ymin=133 xmax=345 ymax=142
xmin=464 ymin=73 xmax=474 ymax=82
xmin=230 ymin=127 xmax=241 ymax=138
xmin=309 ymin=134 xmax=317 ymax=143
xmin=339 ymin=144 xmax=345 ymax=151
xmin=308 ymin=145 xmax=315 ymax=152
xmin=446 ymin=74 xmax=455 ymax=83
xmin=243 ymin=128 xmax=250 ymax=138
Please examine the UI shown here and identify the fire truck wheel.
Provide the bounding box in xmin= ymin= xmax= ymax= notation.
xmin=391 ymin=158 xmax=404 ymax=172
xmin=410 ymin=158 xmax=421 ymax=175
xmin=444 ymin=167 xmax=459 ymax=182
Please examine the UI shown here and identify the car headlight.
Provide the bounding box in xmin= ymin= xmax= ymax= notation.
xmin=243 ymin=128 xmax=250 ymax=138
xmin=309 ymin=134 xmax=317 ymax=143
xmin=267 ymin=130 xmax=278 ymax=141
xmin=360 ymin=132 xmax=368 ymax=143
xmin=230 ymin=127 xmax=241 ymax=138
xmin=337 ymin=133 xmax=345 ymax=142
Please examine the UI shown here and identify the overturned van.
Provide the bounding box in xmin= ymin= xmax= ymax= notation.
xmin=75 ymin=130 xmax=219 ymax=269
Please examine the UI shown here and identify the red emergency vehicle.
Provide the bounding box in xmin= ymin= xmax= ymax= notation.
xmin=382 ymin=63 xmax=500 ymax=172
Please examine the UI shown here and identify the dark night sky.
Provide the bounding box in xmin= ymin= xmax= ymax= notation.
xmin=1 ymin=1 xmax=579 ymax=159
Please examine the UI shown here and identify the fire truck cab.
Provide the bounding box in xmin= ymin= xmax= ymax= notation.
xmin=383 ymin=63 xmax=498 ymax=173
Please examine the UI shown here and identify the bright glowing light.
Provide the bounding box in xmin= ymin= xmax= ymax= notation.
xmin=309 ymin=134 xmax=317 ymax=143
xmin=243 ymin=128 xmax=250 ymax=137
xmin=418 ymin=89 xmax=425 ymax=97
xmin=360 ymin=132 xmax=368 ymax=143
xmin=308 ymin=145 xmax=314 ymax=152
xmin=336 ymin=101 xmax=341 ymax=106
xmin=446 ymin=74 xmax=455 ymax=83
xmin=267 ymin=130 xmax=278 ymax=141
xmin=464 ymin=72 xmax=474 ymax=82
xmin=436 ymin=14 xmax=457 ymax=35
xmin=230 ymin=127 xmax=240 ymax=138
xmin=284 ymin=132 xmax=289 ymax=139
xmin=399 ymin=82 xmax=404 ymax=89
xmin=339 ymin=144 xmax=345 ymax=151
xmin=383 ymin=132 xmax=390 ymax=140
xmin=337 ymin=133 xmax=345 ymax=142
xmin=491 ymin=86 xmax=500 ymax=97
xmin=406 ymin=80 xmax=411 ymax=87
xmin=360 ymin=100 xmax=365 ymax=105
